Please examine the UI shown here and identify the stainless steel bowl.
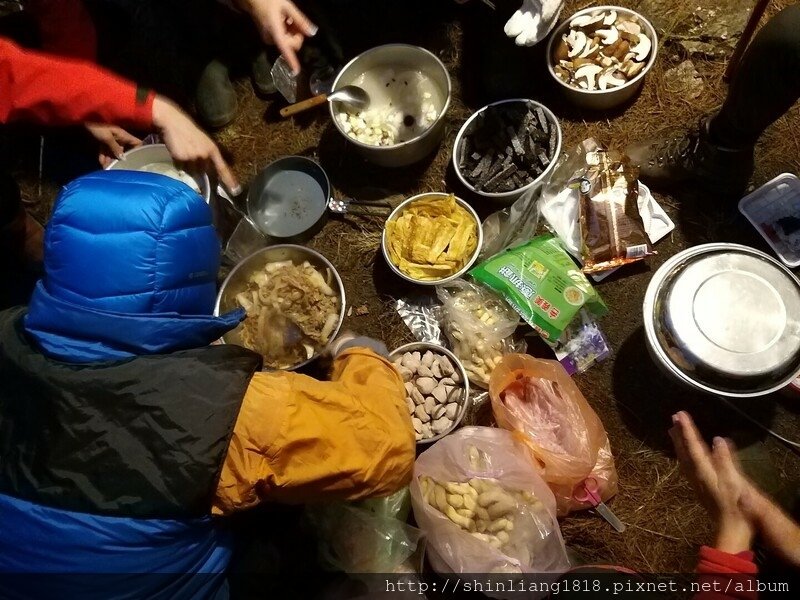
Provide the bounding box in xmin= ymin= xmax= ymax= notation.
xmin=452 ymin=99 xmax=563 ymax=204
xmin=214 ymin=245 xmax=346 ymax=370
xmin=329 ymin=44 xmax=452 ymax=167
xmin=643 ymin=243 xmax=800 ymax=398
xmin=106 ymin=144 xmax=211 ymax=203
xmin=546 ymin=6 xmax=658 ymax=110
xmin=381 ymin=192 xmax=483 ymax=286
xmin=390 ymin=342 xmax=471 ymax=445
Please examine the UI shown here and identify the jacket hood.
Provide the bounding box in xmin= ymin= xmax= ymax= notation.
xmin=24 ymin=170 xmax=242 ymax=362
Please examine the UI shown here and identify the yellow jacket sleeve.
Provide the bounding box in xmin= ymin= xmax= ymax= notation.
xmin=212 ymin=347 xmax=415 ymax=515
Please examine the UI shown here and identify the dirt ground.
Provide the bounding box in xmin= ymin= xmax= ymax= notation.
xmin=11 ymin=0 xmax=800 ymax=576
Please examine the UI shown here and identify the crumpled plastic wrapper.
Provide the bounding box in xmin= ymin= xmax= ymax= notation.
xmin=395 ymin=296 xmax=443 ymax=345
xmin=578 ymin=147 xmax=654 ymax=273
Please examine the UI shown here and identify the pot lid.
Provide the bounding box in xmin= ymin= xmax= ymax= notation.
xmin=645 ymin=243 xmax=800 ymax=396
xmin=665 ymin=251 xmax=800 ymax=377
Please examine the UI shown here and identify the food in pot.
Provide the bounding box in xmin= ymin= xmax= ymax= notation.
xmin=553 ymin=9 xmax=652 ymax=91
xmin=457 ymin=102 xmax=558 ymax=193
xmin=235 ymin=260 xmax=340 ymax=369
xmin=393 ymin=349 xmax=463 ymax=441
xmin=138 ymin=162 xmax=201 ymax=194
xmin=385 ymin=194 xmax=478 ymax=281
xmin=335 ymin=67 xmax=444 ymax=146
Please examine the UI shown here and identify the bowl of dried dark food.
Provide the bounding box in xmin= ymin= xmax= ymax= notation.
xmin=215 ymin=245 xmax=346 ymax=370
xmin=452 ymin=99 xmax=562 ymax=203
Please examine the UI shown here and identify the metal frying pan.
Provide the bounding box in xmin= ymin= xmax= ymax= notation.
xmin=222 ymin=156 xmax=330 ymax=242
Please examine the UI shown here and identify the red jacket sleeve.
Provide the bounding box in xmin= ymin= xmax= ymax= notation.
xmin=695 ymin=546 xmax=759 ymax=600
xmin=0 ymin=37 xmax=154 ymax=128
xmin=26 ymin=0 xmax=97 ymax=60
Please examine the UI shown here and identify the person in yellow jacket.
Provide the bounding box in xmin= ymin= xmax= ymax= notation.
xmin=0 ymin=169 xmax=414 ymax=598
xmin=215 ymin=334 xmax=415 ymax=513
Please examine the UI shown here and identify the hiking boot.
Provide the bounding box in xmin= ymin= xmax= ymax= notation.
xmin=196 ymin=60 xmax=238 ymax=129
xmin=251 ymin=51 xmax=276 ymax=96
xmin=627 ymin=118 xmax=755 ymax=197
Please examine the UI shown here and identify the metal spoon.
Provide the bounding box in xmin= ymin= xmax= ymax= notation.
xmin=280 ymin=85 xmax=370 ymax=118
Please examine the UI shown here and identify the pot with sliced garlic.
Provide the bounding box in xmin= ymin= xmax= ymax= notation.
xmin=546 ymin=6 xmax=658 ymax=110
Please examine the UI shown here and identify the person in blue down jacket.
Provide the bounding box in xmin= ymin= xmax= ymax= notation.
xmin=0 ymin=169 xmax=415 ymax=599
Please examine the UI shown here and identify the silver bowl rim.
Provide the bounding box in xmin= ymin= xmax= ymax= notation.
xmin=105 ymin=143 xmax=211 ymax=203
xmin=389 ymin=341 xmax=471 ymax=444
xmin=381 ymin=192 xmax=484 ymax=286
xmin=329 ymin=43 xmax=452 ymax=152
xmin=545 ymin=5 xmax=659 ymax=97
xmin=451 ymin=98 xmax=563 ymax=199
xmin=214 ymin=244 xmax=347 ymax=371
xmin=643 ymin=242 xmax=800 ymax=398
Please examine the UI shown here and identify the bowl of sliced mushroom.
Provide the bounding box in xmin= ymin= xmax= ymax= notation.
xmin=390 ymin=342 xmax=470 ymax=444
xmin=546 ymin=5 xmax=658 ymax=110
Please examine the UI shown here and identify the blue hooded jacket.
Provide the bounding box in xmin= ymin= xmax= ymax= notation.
xmin=24 ymin=170 xmax=243 ymax=362
xmin=0 ymin=171 xmax=255 ymax=599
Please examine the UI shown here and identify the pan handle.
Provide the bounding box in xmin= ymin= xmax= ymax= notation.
xmin=217 ymin=184 xmax=251 ymax=220
xmin=280 ymin=94 xmax=329 ymax=118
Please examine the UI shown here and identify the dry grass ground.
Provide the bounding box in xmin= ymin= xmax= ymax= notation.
xmin=12 ymin=0 xmax=800 ymax=575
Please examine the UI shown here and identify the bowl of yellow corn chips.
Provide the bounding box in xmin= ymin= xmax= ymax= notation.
xmin=382 ymin=193 xmax=482 ymax=285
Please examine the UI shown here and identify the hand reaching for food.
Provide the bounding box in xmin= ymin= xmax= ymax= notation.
xmin=236 ymin=0 xmax=318 ymax=74
xmin=504 ymin=0 xmax=564 ymax=47
xmin=85 ymin=123 xmax=142 ymax=168
xmin=151 ymin=95 xmax=240 ymax=196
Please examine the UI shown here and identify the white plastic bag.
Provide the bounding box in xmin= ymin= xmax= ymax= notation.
xmin=410 ymin=427 xmax=570 ymax=577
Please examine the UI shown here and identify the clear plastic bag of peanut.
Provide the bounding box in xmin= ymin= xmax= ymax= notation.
xmin=410 ymin=427 xmax=570 ymax=578
xmin=436 ymin=280 xmax=525 ymax=388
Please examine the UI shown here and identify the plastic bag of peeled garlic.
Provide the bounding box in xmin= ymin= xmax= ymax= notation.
xmin=577 ymin=147 xmax=654 ymax=273
xmin=435 ymin=279 xmax=526 ymax=388
xmin=410 ymin=427 xmax=570 ymax=580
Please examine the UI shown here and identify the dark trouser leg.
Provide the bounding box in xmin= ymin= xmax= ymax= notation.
xmin=711 ymin=4 xmax=800 ymax=148
xmin=0 ymin=171 xmax=40 ymax=309
xmin=0 ymin=171 xmax=21 ymax=230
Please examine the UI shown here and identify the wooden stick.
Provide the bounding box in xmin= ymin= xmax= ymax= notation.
xmin=725 ymin=0 xmax=771 ymax=81
xmin=280 ymin=94 xmax=329 ymax=118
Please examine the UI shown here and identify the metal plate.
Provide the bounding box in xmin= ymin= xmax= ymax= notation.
xmin=666 ymin=251 xmax=800 ymax=377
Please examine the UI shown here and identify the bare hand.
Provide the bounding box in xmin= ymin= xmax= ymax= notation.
xmin=151 ymin=95 xmax=240 ymax=196
xmin=85 ymin=123 xmax=142 ymax=168
xmin=740 ymin=482 xmax=800 ymax=566
xmin=237 ymin=0 xmax=317 ymax=74
xmin=668 ymin=411 xmax=755 ymax=554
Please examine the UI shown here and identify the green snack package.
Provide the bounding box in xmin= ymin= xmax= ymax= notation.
xmin=469 ymin=234 xmax=607 ymax=343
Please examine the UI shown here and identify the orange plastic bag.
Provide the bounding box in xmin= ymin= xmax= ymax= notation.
xmin=489 ymin=354 xmax=618 ymax=515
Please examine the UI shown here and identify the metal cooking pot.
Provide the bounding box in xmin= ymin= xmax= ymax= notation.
xmin=214 ymin=244 xmax=346 ymax=371
xmin=106 ymin=144 xmax=211 ymax=203
xmin=329 ymin=44 xmax=452 ymax=168
xmin=643 ymin=243 xmax=800 ymax=398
